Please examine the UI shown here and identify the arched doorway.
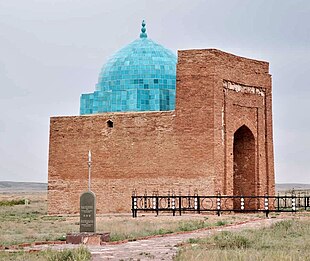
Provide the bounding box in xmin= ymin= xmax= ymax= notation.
xmin=233 ymin=125 xmax=256 ymax=209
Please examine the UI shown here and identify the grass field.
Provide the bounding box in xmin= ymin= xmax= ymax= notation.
xmin=174 ymin=219 xmax=310 ymax=261
xmin=0 ymin=246 xmax=91 ymax=261
xmin=0 ymin=190 xmax=309 ymax=261
xmin=0 ymin=192 xmax=255 ymax=247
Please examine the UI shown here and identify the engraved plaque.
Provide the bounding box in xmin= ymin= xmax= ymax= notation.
xmin=80 ymin=191 xmax=96 ymax=233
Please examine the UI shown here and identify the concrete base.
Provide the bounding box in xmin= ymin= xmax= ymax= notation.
xmin=66 ymin=233 xmax=110 ymax=245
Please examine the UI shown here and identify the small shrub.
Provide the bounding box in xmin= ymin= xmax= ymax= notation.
xmin=156 ymin=228 xmax=173 ymax=235
xmin=56 ymin=235 xmax=66 ymax=241
xmin=44 ymin=246 xmax=91 ymax=261
xmin=272 ymin=220 xmax=293 ymax=231
xmin=215 ymin=220 xmax=227 ymax=226
xmin=178 ymin=220 xmax=206 ymax=231
xmin=0 ymin=199 xmax=28 ymax=206
xmin=214 ymin=231 xmax=252 ymax=249
xmin=188 ymin=238 xmax=200 ymax=244
xmin=110 ymin=233 xmax=125 ymax=242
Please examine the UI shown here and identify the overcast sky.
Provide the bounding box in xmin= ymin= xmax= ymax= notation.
xmin=0 ymin=0 xmax=309 ymax=184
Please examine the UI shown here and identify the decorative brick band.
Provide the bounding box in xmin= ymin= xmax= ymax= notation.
xmin=223 ymin=80 xmax=265 ymax=97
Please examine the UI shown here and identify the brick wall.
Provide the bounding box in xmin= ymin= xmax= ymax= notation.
xmin=48 ymin=49 xmax=275 ymax=214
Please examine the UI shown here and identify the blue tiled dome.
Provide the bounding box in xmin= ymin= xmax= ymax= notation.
xmin=80 ymin=21 xmax=177 ymax=115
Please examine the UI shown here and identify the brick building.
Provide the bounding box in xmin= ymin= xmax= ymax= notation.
xmin=48 ymin=22 xmax=275 ymax=214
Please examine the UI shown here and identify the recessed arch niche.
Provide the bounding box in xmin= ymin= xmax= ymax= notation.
xmin=233 ymin=125 xmax=256 ymax=209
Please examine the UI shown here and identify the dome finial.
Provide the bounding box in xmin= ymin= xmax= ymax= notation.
xmin=140 ymin=20 xmax=147 ymax=38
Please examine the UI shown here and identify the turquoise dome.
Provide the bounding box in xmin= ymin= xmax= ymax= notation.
xmin=80 ymin=21 xmax=177 ymax=114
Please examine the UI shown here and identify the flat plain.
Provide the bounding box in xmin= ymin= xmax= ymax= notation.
xmin=0 ymin=182 xmax=309 ymax=260
xmin=0 ymin=190 xmax=254 ymax=246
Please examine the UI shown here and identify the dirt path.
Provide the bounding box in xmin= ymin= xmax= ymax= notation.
xmin=25 ymin=217 xmax=283 ymax=261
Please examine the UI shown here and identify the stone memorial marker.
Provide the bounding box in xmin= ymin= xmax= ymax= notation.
xmin=80 ymin=191 xmax=96 ymax=233
xmin=67 ymin=151 xmax=110 ymax=244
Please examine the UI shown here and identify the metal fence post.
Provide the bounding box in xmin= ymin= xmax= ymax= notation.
xmin=132 ymin=190 xmax=137 ymax=218
xmin=291 ymin=195 xmax=296 ymax=213
xmin=152 ymin=194 xmax=156 ymax=214
xmin=197 ymin=195 xmax=200 ymax=214
xmin=134 ymin=196 xmax=137 ymax=217
xmin=264 ymin=195 xmax=269 ymax=218
xmin=179 ymin=196 xmax=182 ymax=216
xmin=144 ymin=190 xmax=147 ymax=210
xmin=132 ymin=194 xmax=138 ymax=218
xmin=156 ymin=196 xmax=159 ymax=216
xmin=172 ymin=193 xmax=176 ymax=216
xmin=132 ymin=196 xmax=134 ymax=218
xmin=241 ymin=196 xmax=245 ymax=211
xmin=217 ymin=195 xmax=221 ymax=216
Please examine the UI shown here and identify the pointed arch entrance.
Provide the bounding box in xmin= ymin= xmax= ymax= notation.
xmin=233 ymin=125 xmax=256 ymax=201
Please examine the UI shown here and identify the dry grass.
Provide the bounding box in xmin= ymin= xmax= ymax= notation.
xmin=174 ymin=219 xmax=310 ymax=261
xmin=0 ymin=246 xmax=91 ymax=261
xmin=0 ymin=192 xmax=76 ymax=245
xmin=1 ymin=192 xmax=309 ymax=261
xmin=0 ymin=192 xmax=261 ymax=246
xmin=98 ymin=215 xmax=235 ymax=241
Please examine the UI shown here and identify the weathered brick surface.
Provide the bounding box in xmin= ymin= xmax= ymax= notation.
xmin=48 ymin=49 xmax=275 ymax=214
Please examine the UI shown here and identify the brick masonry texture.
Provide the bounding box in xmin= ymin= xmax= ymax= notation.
xmin=48 ymin=49 xmax=275 ymax=214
